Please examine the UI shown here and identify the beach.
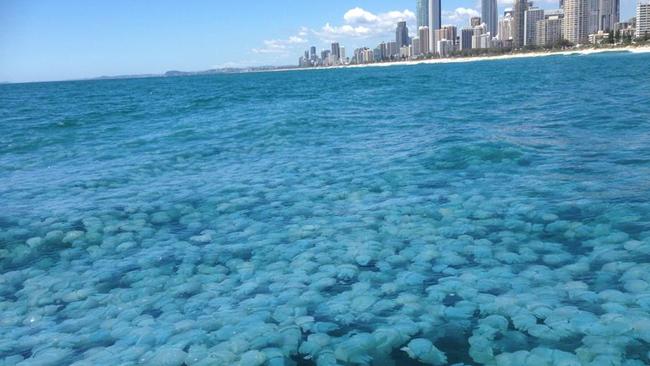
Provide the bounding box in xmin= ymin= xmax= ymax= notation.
xmin=293 ymin=45 xmax=650 ymax=72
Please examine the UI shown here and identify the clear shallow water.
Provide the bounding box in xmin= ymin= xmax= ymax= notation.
xmin=1 ymin=52 xmax=650 ymax=366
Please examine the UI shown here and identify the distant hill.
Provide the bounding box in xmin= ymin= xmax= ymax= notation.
xmin=89 ymin=65 xmax=298 ymax=81
xmin=164 ymin=65 xmax=298 ymax=77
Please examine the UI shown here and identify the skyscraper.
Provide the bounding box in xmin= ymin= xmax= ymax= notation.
xmin=428 ymin=0 xmax=442 ymax=51
xmin=418 ymin=26 xmax=431 ymax=54
xmin=498 ymin=13 xmax=514 ymax=40
xmin=638 ymin=1 xmax=650 ymax=39
xmin=564 ymin=0 xmax=589 ymax=44
xmin=513 ymin=0 xmax=529 ymax=47
xmin=434 ymin=28 xmax=447 ymax=50
xmin=524 ymin=7 xmax=545 ymax=45
xmin=482 ymin=0 xmax=499 ymax=37
xmin=396 ymin=21 xmax=410 ymax=48
xmin=413 ymin=37 xmax=421 ymax=55
xmin=472 ymin=24 xmax=486 ymax=48
xmin=438 ymin=25 xmax=458 ymax=45
xmin=461 ymin=28 xmax=474 ymax=50
xmin=587 ymin=0 xmax=600 ymax=34
xmin=436 ymin=39 xmax=453 ymax=57
xmin=471 ymin=17 xmax=483 ymax=27
xmin=387 ymin=42 xmax=399 ymax=59
xmin=598 ymin=0 xmax=620 ymax=31
xmin=536 ymin=16 xmax=564 ymax=46
xmin=331 ymin=43 xmax=341 ymax=62
xmin=417 ymin=0 xmax=429 ymax=28
xmin=320 ymin=50 xmax=330 ymax=64
xmin=310 ymin=46 xmax=317 ymax=60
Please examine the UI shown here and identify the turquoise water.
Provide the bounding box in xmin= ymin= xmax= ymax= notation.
xmin=1 ymin=52 xmax=650 ymax=366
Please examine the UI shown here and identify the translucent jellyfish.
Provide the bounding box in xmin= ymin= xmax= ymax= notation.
xmin=401 ymin=338 xmax=447 ymax=365
xmin=237 ymin=350 xmax=266 ymax=366
xmin=299 ymin=333 xmax=331 ymax=359
xmin=334 ymin=333 xmax=375 ymax=365
xmin=144 ymin=346 xmax=187 ymax=366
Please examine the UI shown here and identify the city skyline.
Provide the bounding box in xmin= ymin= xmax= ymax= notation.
xmin=0 ymin=0 xmax=641 ymax=83
xmin=298 ymin=0 xmax=645 ymax=67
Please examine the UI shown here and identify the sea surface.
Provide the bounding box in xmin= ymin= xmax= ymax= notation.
xmin=1 ymin=52 xmax=650 ymax=366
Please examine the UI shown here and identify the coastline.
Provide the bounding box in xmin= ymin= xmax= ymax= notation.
xmin=284 ymin=45 xmax=650 ymax=73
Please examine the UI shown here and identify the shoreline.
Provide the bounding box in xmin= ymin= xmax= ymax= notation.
xmin=6 ymin=46 xmax=649 ymax=85
xmin=283 ymin=45 xmax=650 ymax=73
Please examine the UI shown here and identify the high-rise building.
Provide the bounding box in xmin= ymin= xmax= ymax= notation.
xmin=498 ymin=13 xmax=514 ymax=40
xmin=310 ymin=46 xmax=317 ymax=60
xmin=387 ymin=41 xmax=399 ymax=59
xmin=436 ymin=39 xmax=454 ymax=57
xmin=598 ymin=0 xmax=620 ymax=31
xmin=480 ymin=32 xmax=492 ymax=47
xmin=587 ymin=0 xmax=600 ymax=34
xmin=471 ymin=17 xmax=483 ymax=27
xmin=374 ymin=47 xmax=382 ymax=62
xmin=399 ymin=45 xmax=412 ymax=59
xmin=472 ymin=24 xmax=487 ymax=48
xmin=331 ymin=43 xmax=341 ymax=62
xmin=434 ymin=28 xmax=447 ymax=45
xmin=513 ymin=0 xmax=529 ymax=47
xmin=321 ymin=50 xmax=330 ymax=62
xmin=340 ymin=47 xmax=346 ymax=63
xmin=428 ymin=0 xmax=442 ymax=52
xmin=363 ymin=48 xmax=374 ymax=63
xmin=413 ymin=37 xmax=421 ymax=55
xmin=524 ymin=7 xmax=545 ymax=45
xmin=419 ymin=26 xmax=431 ymax=54
xmin=536 ymin=16 xmax=564 ymax=45
xmin=396 ymin=21 xmax=410 ymax=48
xmin=461 ymin=28 xmax=474 ymax=50
xmin=638 ymin=1 xmax=650 ymax=39
xmin=441 ymin=25 xmax=458 ymax=44
xmin=417 ymin=0 xmax=430 ymax=28
xmin=564 ymin=0 xmax=589 ymax=44
xmin=378 ymin=42 xmax=388 ymax=61
xmin=482 ymin=0 xmax=499 ymax=37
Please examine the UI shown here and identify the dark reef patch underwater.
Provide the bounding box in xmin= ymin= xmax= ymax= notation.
xmin=1 ymin=52 xmax=650 ymax=365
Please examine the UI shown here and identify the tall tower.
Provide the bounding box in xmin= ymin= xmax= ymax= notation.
xmin=524 ymin=7 xmax=545 ymax=46
xmin=564 ymin=0 xmax=589 ymax=44
xmin=598 ymin=0 xmax=620 ymax=31
xmin=331 ymin=43 xmax=340 ymax=61
xmin=396 ymin=21 xmax=410 ymax=48
xmin=428 ymin=0 xmax=442 ymax=52
xmin=587 ymin=0 xmax=600 ymax=34
xmin=513 ymin=0 xmax=529 ymax=47
xmin=637 ymin=1 xmax=650 ymax=39
xmin=482 ymin=0 xmax=499 ymax=36
xmin=416 ymin=0 xmax=429 ymax=28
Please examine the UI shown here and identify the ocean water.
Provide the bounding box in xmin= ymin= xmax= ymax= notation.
xmin=1 ymin=52 xmax=650 ymax=366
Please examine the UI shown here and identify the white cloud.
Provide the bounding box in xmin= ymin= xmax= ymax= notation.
xmin=442 ymin=7 xmax=481 ymax=27
xmin=344 ymin=7 xmax=380 ymax=23
xmin=319 ymin=23 xmax=372 ymax=38
xmin=252 ymin=33 xmax=308 ymax=54
xmin=250 ymin=7 xmax=416 ymax=60
xmin=315 ymin=7 xmax=415 ymax=42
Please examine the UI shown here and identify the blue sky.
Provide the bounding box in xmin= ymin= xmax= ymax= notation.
xmin=0 ymin=0 xmax=639 ymax=83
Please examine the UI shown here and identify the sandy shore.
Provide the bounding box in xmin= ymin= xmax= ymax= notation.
xmin=288 ymin=45 xmax=650 ymax=72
